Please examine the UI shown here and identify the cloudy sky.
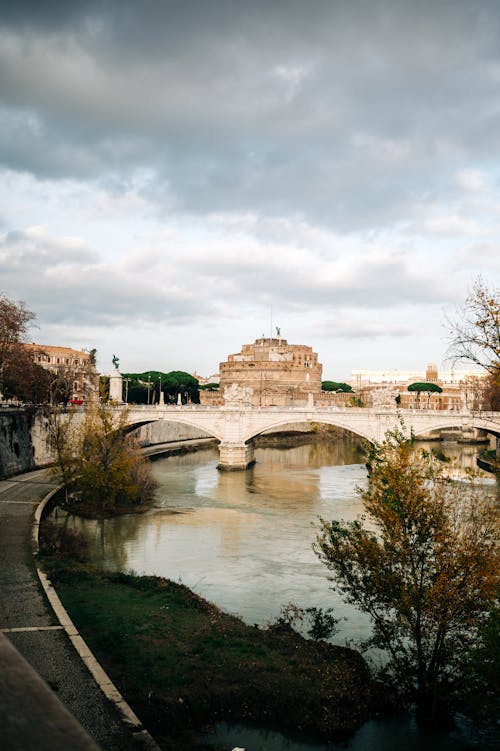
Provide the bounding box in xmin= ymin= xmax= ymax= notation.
xmin=1 ymin=1 xmax=499 ymax=379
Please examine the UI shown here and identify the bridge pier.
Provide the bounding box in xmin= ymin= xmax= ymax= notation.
xmin=217 ymin=441 xmax=255 ymax=471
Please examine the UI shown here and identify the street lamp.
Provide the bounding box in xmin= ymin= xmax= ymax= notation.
xmin=147 ymin=373 xmax=151 ymax=405
xmin=159 ymin=374 xmax=162 ymax=405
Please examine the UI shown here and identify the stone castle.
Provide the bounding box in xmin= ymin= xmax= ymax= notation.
xmin=200 ymin=336 xmax=324 ymax=407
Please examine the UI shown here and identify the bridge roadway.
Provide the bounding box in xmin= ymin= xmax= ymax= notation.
xmin=123 ymin=405 xmax=500 ymax=469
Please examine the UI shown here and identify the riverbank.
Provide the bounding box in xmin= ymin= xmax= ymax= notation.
xmin=40 ymin=557 xmax=388 ymax=750
xmin=0 ymin=469 xmax=143 ymax=750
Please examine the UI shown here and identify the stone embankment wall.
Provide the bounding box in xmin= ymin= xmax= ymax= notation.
xmin=0 ymin=408 xmax=34 ymax=477
xmin=0 ymin=409 xmax=212 ymax=479
xmin=0 ymin=408 xmax=54 ymax=478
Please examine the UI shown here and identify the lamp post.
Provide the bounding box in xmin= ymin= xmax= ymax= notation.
xmin=159 ymin=374 xmax=162 ymax=405
xmin=147 ymin=373 xmax=151 ymax=405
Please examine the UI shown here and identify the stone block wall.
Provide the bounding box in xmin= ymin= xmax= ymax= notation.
xmin=0 ymin=408 xmax=36 ymax=478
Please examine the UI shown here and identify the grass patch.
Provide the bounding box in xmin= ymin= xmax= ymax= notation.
xmin=43 ymin=560 xmax=385 ymax=750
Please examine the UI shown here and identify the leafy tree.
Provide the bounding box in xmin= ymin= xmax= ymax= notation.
xmin=483 ymin=370 xmax=500 ymax=411
xmin=99 ymin=375 xmax=110 ymax=402
xmin=162 ymin=371 xmax=199 ymax=404
xmin=49 ymin=403 xmax=157 ymax=513
xmin=322 ymin=381 xmax=353 ymax=392
xmin=315 ymin=426 xmax=499 ymax=723
xmin=198 ymin=383 xmax=220 ymax=391
xmin=0 ymin=293 xmax=36 ymax=398
xmin=122 ymin=370 xmax=200 ymax=404
xmin=407 ymin=381 xmax=443 ymax=408
xmin=2 ymin=348 xmax=52 ymax=403
xmin=462 ymin=599 xmax=500 ymax=725
xmin=272 ymin=603 xmax=339 ymax=641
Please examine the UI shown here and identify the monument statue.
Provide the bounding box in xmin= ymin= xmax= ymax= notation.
xmin=112 ymin=354 xmax=119 ymax=370
xmin=224 ymin=383 xmax=253 ymax=407
xmin=371 ymin=386 xmax=399 ymax=408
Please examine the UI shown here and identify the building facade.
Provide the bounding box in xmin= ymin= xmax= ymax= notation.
xmin=23 ymin=344 xmax=99 ymax=402
xmin=200 ymin=337 xmax=324 ymax=407
xmin=352 ymin=363 xmax=488 ymax=411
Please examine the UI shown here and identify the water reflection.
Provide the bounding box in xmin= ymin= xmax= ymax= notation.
xmin=48 ymin=438 xmax=493 ymax=639
xmin=48 ymin=437 xmax=496 ymax=751
xmin=203 ymin=715 xmax=479 ymax=751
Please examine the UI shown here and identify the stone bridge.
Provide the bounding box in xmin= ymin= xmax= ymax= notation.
xmin=122 ymin=405 xmax=500 ymax=469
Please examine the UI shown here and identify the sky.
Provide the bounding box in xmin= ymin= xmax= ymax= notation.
xmin=1 ymin=0 xmax=499 ymax=380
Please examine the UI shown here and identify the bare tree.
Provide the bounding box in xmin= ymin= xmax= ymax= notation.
xmin=446 ymin=278 xmax=500 ymax=375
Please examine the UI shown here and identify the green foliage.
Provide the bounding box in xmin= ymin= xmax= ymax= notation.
xmin=305 ymin=607 xmax=339 ymax=641
xmin=315 ymin=426 xmax=499 ymax=721
xmin=49 ymin=403 xmax=157 ymax=513
xmin=99 ymin=375 xmax=110 ymax=402
xmin=349 ymin=396 xmax=364 ymax=407
xmin=322 ymin=381 xmax=353 ymax=392
xmin=272 ymin=602 xmax=339 ymax=641
xmin=407 ymin=382 xmax=443 ymax=393
xmin=46 ymin=566 xmax=378 ymax=745
xmin=3 ymin=356 xmax=52 ymax=403
xmin=122 ymin=370 xmax=199 ymax=404
xmin=198 ymin=383 xmax=220 ymax=391
xmin=462 ymin=599 xmax=500 ymax=725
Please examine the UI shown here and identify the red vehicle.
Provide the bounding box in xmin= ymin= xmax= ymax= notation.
xmin=69 ymin=399 xmax=84 ymax=406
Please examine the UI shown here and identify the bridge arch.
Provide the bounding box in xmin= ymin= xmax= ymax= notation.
xmin=242 ymin=417 xmax=374 ymax=446
xmin=124 ymin=414 xmax=224 ymax=443
xmin=411 ymin=418 xmax=500 ymax=441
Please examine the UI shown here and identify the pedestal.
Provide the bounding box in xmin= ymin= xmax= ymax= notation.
xmin=109 ymin=368 xmax=123 ymax=403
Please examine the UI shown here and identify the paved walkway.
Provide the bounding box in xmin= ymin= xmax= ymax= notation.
xmin=0 ymin=469 xmax=141 ymax=750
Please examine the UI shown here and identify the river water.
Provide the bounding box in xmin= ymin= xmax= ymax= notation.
xmin=49 ymin=437 xmax=496 ymax=750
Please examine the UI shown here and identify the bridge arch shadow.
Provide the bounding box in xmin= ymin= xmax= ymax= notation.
xmin=123 ymin=417 xmax=223 ymax=443
xmin=243 ymin=418 xmax=374 ymax=446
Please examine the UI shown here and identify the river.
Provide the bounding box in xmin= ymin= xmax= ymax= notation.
xmin=49 ymin=437 xmax=497 ymax=750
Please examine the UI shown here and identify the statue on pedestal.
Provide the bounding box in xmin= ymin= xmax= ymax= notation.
xmin=109 ymin=355 xmax=123 ymax=403
xmin=224 ymin=383 xmax=253 ymax=407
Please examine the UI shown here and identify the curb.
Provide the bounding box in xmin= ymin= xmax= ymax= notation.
xmin=34 ymin=488 xmax=161 ymax=751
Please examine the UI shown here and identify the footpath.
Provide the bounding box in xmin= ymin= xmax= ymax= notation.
xmin=0 ymin=468 xmax=147 ymax=750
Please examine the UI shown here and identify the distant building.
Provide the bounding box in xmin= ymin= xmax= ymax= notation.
xmin=23 ymin=344 xmax=99 ymax=401
xmin=351 ymin=363 xmax=488 ymax=411
xmin=192 ymin=372 xmax=220 ymax=386
xmin=350 ymin=363 xmax=486 ymax=389
xmin=200 ymin=336 xmax=324 ymax=406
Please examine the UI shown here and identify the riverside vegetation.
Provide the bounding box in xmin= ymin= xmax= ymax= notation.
xmin=48 ymin=401 xmax=157 ymax=516
xmin=39 ymin=538 xmax=386 ymax=751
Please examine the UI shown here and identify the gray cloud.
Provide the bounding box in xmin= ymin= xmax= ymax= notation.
xmin=1 ymin=2 xmax=499 ymax=375
xmin=2 ymin=2 xmax=500 ymax=230
xmin=0 ymin=227 xmax=216 ymax=327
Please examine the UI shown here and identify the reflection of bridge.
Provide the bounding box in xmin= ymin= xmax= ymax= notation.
xmin=123 ymin=405 xmax=500 ymax=470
